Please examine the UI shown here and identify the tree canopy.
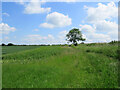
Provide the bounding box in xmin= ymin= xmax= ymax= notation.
xmin=66 ymin=28 xmax=85 ymax=46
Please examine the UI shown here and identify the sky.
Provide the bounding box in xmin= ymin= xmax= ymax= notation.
xmin=1 ymin=0 xmax=118 ymax=45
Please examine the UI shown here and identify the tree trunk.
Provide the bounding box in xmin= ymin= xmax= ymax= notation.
xmin=74 ymin=42 xmax=77 ymax=46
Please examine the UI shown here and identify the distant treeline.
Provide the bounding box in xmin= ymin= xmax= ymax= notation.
xmin=1 ymin=43 xmax=68 ymax=46
xmin=1 ymin=40 xmax=120 ymax=46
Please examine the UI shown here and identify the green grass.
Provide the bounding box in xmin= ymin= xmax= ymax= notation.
xmin=2 ymin=46 xmax=40 ymax=55
xmin=77 ymin=44 xmax=118 ymax=59
xmin=2 ymin=44 xmax=119 ymax=88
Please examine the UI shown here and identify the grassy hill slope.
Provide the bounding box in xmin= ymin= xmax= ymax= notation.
xmin=2 ymin=44 xmax=119 ymax=88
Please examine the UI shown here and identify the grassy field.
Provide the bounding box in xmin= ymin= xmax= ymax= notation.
xmin=2 ymin=46 xmax=40 ymax=55
xmin=2 ymin=44 xmax=119 ymax=88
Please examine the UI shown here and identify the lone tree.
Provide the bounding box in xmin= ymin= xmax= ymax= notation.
xmin=66 ymin=28 xmax=85 ymax=46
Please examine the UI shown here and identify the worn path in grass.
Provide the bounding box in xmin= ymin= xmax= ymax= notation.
xmin=2 ymin=45 xmax=119 ymax=88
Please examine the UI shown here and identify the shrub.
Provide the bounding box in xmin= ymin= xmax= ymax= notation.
xmin=2 ymin=43 xmax=6 ymax=46
xmin=109 ymin=40 xmax=119 ymax=45
xmin=86 ymin=50 xmax=91 ymax=52
xmin=81 ymin=42 xmax=84 ymax=44
xmin=7 ymin=43 xmax=14 ymax=46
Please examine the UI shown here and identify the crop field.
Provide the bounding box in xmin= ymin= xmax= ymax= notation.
xmin=2 ymin=46 xmax=40 ymax=55
xmin=2 ymin=44 xmax=119 ymax=88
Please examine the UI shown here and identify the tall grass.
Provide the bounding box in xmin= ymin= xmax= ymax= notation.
xmin=2 ymin=46 xmax=63 ymax=61
xmin=77 ymin=44 xmax=118 ymax=59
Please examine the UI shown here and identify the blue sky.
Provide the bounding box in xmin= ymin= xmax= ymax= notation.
xmin=1 ymin=1 xmax=118 ymax=45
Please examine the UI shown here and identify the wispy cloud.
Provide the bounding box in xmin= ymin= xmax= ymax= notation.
xmin=3 ymin=13 xmax=10 ymax=17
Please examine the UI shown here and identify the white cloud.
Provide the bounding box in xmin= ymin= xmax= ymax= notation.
xmin=94 ymin=20 xmax=118 ymax=33
xmin=23 ymin=0 xmax=51 ymax=14
xmin=81 ymin=2 xmax=118 ymax=43
xmin=17 ymin=0 xmax=78 ymax=4
xmin=79 ymin=24 xmax=95 ymax=33
xmin=16 ymin=0 xmax=25 ymax=5
xmin=63 ymin=0 xmax=77 ymax=2
xmin=58 ymin=30 xmax=68 ymax=39
xmin=40 ymin=12 xmax=72 ymax=28
xmin=24 ymin=34 xmax=55 ymax=44
xmin=0 ymin=23 xmax=16 ymax=34
xmin=34 ymin=29 xmax=39 ymax=31
xmin=3 ymin=13 xmax=10 ymax=17
xmin=48 ymin=34 xmax=54 ymax=39
xmin=40 ymin=23 xmax=54 ymax=28
xmin=26 ymin=35 xmax=43 ymax=42
xmin=87 ymin=33 xmax=111 ymax=42
xmin=79 ymin=24 xmax=111 ymax=43
xmin=0 ymin=39 xmax=2 ymax=43
xmin=108 ymin=30 xmax=118 ymax=40
xmin=95 ymin=20 xmax=118 ymax=41
xmin=84 ymin=2 xmax=118 ymax=23
xmin=80 ymin=21 xmax=118 ymax=42
xmin=57 ymin=30 xmax=69 ymax=44
xmin=24 ymin=30 xmax=69 ymax=44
